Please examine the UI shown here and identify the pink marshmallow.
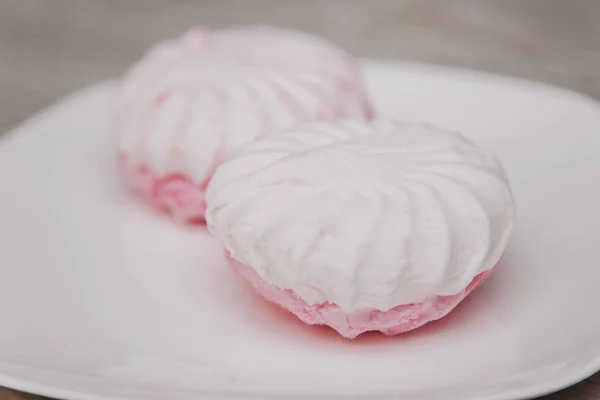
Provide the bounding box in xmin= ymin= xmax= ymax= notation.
xmin=118 ymin=154 xmax=208 ymax=224
xmin=227 ymin=253 xmax=493 ymax=339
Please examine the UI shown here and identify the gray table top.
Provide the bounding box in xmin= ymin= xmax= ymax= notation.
xmin=1 ymin=1 xmax=599 ymax=399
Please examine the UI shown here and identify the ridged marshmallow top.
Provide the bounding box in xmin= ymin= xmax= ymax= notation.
xmin=206 ymin=120 xmax=515 ymax=312
xmin=116 ymin=26 xmax=372 ymax=184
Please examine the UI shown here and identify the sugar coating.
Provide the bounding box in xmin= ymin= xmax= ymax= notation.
xmin=116 ymin=26 xmax=372 ymax=186
xmin=206 ymin=120 xmax=515 ymax=312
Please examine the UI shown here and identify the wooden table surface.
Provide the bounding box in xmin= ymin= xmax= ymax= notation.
xmin=1 ymin=1 xmax=599 ymax=399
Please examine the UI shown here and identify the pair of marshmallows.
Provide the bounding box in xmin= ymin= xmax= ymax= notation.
xmin=116 ymin=26 xmax=515 ymax=338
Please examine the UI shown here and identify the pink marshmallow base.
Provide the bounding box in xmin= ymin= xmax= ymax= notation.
xmin=118 ymin=154 xmax=208 ymax=224
xmin=227 ymin=253 xmax=493 ymax=339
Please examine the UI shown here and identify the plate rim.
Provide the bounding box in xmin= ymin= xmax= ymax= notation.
xmin=0 ymin=360 xmax=598 ymax=400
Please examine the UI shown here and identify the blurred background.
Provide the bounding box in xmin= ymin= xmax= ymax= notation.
xmin=1 ymin=0 xmax=600 ymax=133
xmin=0 ymin=1 xmax=599 ymax=399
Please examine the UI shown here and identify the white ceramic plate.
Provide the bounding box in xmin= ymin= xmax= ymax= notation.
xmin=1 ymin=60 xmax=600 ymax=400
